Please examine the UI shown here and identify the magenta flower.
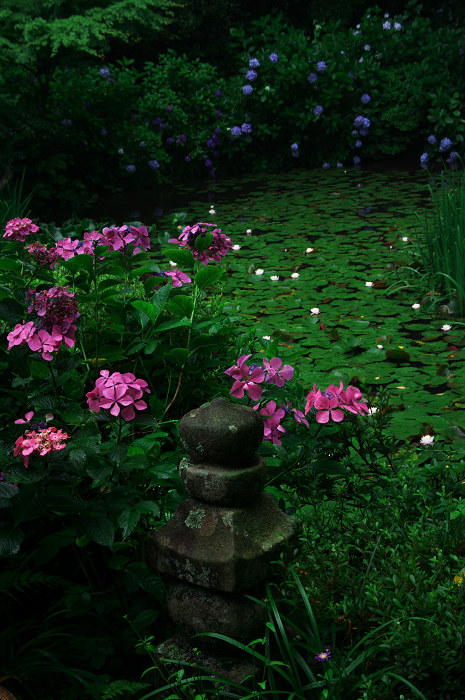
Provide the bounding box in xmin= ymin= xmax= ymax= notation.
xmin=313 ymin=392 xmax=344 ymax=423
xmin=291 ymin=408 xmax=309 ymax=428
xmin=169 ymin=222 xmax=233 ymax=265
xmin=263 ymin=357 xmax=294 ymax=387
xmin=55 ymin=238 xmax=80 ymax=261
xmin=259 ymin=401 xmax=286 ymax=445
xmin=224 ymin=354 xmax=253 ymax=380
xmin=14 ymin=426 xmax=69 ymax=467
xmin=305 ymin=382 xmax=369 ymax=422
xmin=7 ymin=321 xmax=36 ymax=349
xmin=86 ymin=370 xmax=150 ymax=421
xmin=27 ymin=242 xmax=61 ymax=269
xmin=164 ymin=269 xmax=192 ymax=287
xmin=4 ymin=218 xmax=39 ymax=242
xmin=230 ymin=364 xmax=265 ymax=401
xmin=14 ymin=411 xmax=35 ymax=424
xmin=315 ymin=646 xmax=332 ymax=662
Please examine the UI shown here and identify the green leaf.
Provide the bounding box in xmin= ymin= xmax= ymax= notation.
xmin=194 ymin=231 xmax=213 ymax=252
xmin=163 ymin=249 xmax=195 ymax=269
xmin=156 ymin=317 xmax=191 ymax=332
xmin=0 ymin=523 xmax=24 ymax=556
xmin=118 ymin=510 xmax=140 ymax=539
xmin=131 ymin=300 xmax=158 ymax=323
xmin=87 ymin=517 xmax=114 ymax=548
xmin=194 ymin=266 xmax=226 ymax=290
xmin=165 ymin=294 xmax=194 ymax=317
xmin=0 ymin=258 xmax=20 ymax=272
xmin=151 ymin=282 xmax=171 ymax=315
xmin=0 ymin=482 xmax=19 ymax=508
xmin=0 ymin=298 xmax=24 ymax=322
xmin=29 ymin=360 xmax=49 ymax=378
xmin=131 ymin=609 xmax=158 ymax=632
xmin=166 ymin=347 xmax=189 ymax=366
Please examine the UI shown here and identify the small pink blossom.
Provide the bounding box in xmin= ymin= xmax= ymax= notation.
xmin=86 ymin=370 xmax=151 ymax=421
xmin=259 ymin=400 xmax=287 ymax=445
xmin=229 ymin=365 xmax=265 ymax=401
xmin=224 ymin=354 xmax=253 ymax=380
xmin=14 ymin=426 xmax=69 ymax=467
xmin=164 ymin=269 xmax=192 ymax=287
xmin=14 ymin=411 xmax=35 ymax=424
xmin=169 ymin=222 xmax=233 ymax=265
xmin=4 ymin=218 xmax=39 ymax=242
xmin=55 ymin=238 xmax=80 ymax=261
xmin=263 ymin=357 xmax=294 ymax=388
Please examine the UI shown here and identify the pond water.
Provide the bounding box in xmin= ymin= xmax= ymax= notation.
xmin=92 ymin=163 xmax=465 ymax=446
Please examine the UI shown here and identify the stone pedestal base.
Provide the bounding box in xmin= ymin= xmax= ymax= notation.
xmin=153 ymin=633 xmax=262 ymax=698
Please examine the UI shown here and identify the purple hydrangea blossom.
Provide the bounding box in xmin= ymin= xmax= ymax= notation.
xmin=362 ymin=117 xmax=371 ymax=129
xmin=246 ymin=70 xmax=258 ymax=81
xmin=269 ymin=53 xmax=278 ymax=63
xmin=427 ymin=135 xmax=437 ymax=145
xmin=166 ymin=104 xmax=173 ymax=112
xmin=354 ymin=116 xmax=365 ymax=128
xmin=337 ymin=162 xmax=343 ymax=167
xmin=353 ymin=155 xmax=361 ymax=165
xmin=420 ymin=152 xmax=429 ymax=166
xmin=99 ymin=68 xmax=110 ymax=78
xmin=313 ymin=105 xmax=324 ymax=116
xmin=383 ymin=21 xmax=392 ymax=30
xmin=242 ymin=85 xmax=253 ymax=95
xmin=307 ymin=72 xmax=318 ymax=84
xmin=148 ymin=160 xmax=159 ymax=170
xmin=394 ymin=22 xmax=402 ymax=30
xmin=230 ymin=126 xmax=241 ymax=137
xmin=166 ymin=137 xmax=174 ymax=145
xmin=215 ymin=90 xmax=223 ymax=97
xmin=440 ymin=137 xmax=452 ymax=152
xmin=100 ymin=128 xmax=107 ymax=136
xmin=316 ymin=61 xmax=327 ymax=72
xmin=364 ymin=44 xmax=371 ymax=51
xmin=359 ymin=128 xmax=368 ymax=136
xmin=184 ymin=155 xmax=191 ymax=162
xmin=126 ymin=165 xmax=136 ymax=173
xmin=322 ymin=162 xmax=330 ymax=169
xmin=249 ymin=58 xmax=260 ymax=68
xmin=355 ymin=140 xmax=362 ymax=148
xmin=117 ymin=148 xmax=124 ymax=154
xmin=241 ymin=123 xmax=252 ymax=133
xmin=361 ymin=93 xmax=371 ymax=104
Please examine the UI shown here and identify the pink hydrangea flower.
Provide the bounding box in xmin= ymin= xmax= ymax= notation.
xmin=164 ymin=269 xmax=192 ymax=287
xmin=263 ymin=357 xmax=294 ymax=387
xmin=305 ymin=381 xmax=369 ymax=423
xmin=14 ymin=411 xmax=35 ymax=424
xmin=14 ymin=426 xmax=69 ymax=467
xmin=169 ymin=222 xmax=233 ymax=265
xmin=55 ymin=238 xmax=80 ymax=261
xmin=224 ymin=354 xmax=253 ymax=380
xmin=259 ymin=400 xmax=287 ymax=445
xmin=229 ymin=363 xmax=265 ymax=401
xmin=4 ymin=218 xmax=39 ymax=242
xmin=7 ymin=321 xmax=36 ymax=349
xmin=27 ymin=242 xmax=61 ymax=269
xmin=86 ymin=370 xmax=151 ymax=421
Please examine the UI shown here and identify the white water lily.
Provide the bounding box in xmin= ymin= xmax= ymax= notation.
xmin=209 ymin=208 xmax=216 ymax=215
xmin=291 ymin=272 xmax=300 ymax=279
xmin=377 ymin=344 xmax=384 ymax=349
xmin=232 ymin=244 xmax=241 ymax=250
xmin=169 ymin=260 xmax=178 ymax=267
xmin=367 ymin=407 xmax=378 ymax=415
xmin=365 ymin=281 xmax=374 ymax=287
xmin=270 ymin=275 xmax=279 ymax=281
xmin=420 ymin=434 xmax=434 ymax=445
xmin=305 ymin=247 xmax=314 ymax=253
xmin=246 ymin=229 xmax=252 ymax=234
xmin=310 ymin=307 xmax=320 ymax=315
xmin=441 ymin=324 xmax=452 ymax=331
xmin=412 ymin=303 xmax=420 ymax=309
xmin=401 ymin=236 xmax=408 ymax=241
xmin=255 ymin=268 xmax=264 ymax=275
xmin=262 ymin=335 xmax=271 ymax=340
